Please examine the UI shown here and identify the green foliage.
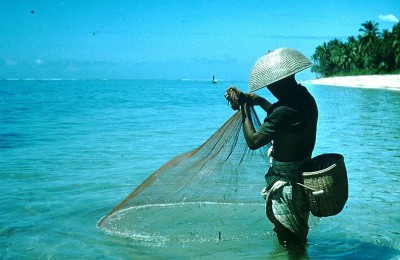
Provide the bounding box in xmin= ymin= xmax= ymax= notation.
xmin=311 ymin=21 xmax=400 ymax=78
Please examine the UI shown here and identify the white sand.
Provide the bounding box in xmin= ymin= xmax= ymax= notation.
xmin=304 ymin=75 xmax=400 ymax=91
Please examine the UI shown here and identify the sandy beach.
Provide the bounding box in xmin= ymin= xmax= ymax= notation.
xmin=305 ymin=75 xmax=400 ymax=91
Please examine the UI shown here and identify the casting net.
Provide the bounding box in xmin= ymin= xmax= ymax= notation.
xmin=98 ymin=108 xmax=272 ymax=244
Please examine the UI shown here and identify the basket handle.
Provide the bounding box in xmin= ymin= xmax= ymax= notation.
xmin=296 ymin=182 xmax=325 ymax=196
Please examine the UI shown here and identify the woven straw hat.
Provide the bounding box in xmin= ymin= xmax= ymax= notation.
xmin=248 ymin=48 xmax=313 ymax=92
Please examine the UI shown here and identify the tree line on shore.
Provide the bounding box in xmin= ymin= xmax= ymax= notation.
xmin=311 ymin=21 xmax=400 ymax=78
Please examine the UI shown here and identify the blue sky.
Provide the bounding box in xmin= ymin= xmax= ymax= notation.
xmin=1 ymin=0 xmax=399 ymax=80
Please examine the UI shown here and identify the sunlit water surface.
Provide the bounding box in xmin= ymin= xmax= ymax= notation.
xmin=1 ymin=80 xmax=399 ymax=259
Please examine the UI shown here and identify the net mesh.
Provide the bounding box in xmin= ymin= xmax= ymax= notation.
xmin=98 ymin=108 xmax=272 ymax=244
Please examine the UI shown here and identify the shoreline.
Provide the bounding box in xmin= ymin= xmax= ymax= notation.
xmin=304 ymin=75 xmax=400 ymax=91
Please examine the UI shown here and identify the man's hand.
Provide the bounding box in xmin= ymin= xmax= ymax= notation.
xmin=224 ymin=86 xmax=247 ymax=110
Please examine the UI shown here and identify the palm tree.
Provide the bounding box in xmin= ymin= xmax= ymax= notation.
xmin=359 ymin=20 xmax=380 ymax=69
xmin=379 ymin=29 xmax=395 ymax=71
xmin=312 ymin=42 xmax=335 ymax=77
xmin=312 ymin=21 xmax=400 ymax=77
xmin=393 ymin=23 xmax=400 ymax=67
xmin=347 ymin=36 xmax=362 ymax=70
xmin=340 ymin=43 xmax=353 ymax=73
xmin=329 ymin=39 xmax=345 ymax=74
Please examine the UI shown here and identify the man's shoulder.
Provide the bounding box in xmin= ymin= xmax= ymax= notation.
xmin=270 ymin=104 xmax=297 ymax=116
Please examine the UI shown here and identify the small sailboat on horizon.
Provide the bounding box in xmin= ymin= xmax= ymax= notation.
xmin=212 ymin=75 xmax=217 ymax=84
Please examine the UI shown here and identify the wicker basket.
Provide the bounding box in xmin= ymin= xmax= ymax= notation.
xmin=302 ymin=153 xmax=348 ymax=217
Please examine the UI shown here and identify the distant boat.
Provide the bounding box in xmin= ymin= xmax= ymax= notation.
xmin=212 ymin=75 xmax=217 ymax=84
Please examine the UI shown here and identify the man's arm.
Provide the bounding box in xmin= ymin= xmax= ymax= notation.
xmin=241 ymin=102 xmax=272 ymax=150
xmin=224 ymin=86 xmax=273 ymax=150
xmin=247 ymin=93 xmax=272 ymax=113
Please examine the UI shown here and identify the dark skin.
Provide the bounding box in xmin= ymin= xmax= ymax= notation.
xmin=230 ymin=76 xmax=316 ymax=162
xmin=226 ymin=76 xmax=315 ymax=245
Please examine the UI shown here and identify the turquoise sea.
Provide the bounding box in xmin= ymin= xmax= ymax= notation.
xmin=1 ymin=79 xmax=399 ymax=259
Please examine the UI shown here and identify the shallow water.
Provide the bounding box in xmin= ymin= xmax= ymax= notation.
xmin=0 ymin=79 xmax=399 ymax=259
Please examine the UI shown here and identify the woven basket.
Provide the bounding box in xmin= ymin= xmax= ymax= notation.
xmin=302 ymin=153 xmax=348 ymax=217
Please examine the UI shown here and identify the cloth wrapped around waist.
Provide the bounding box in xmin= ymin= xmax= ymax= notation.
xmin=261 ymin=157 xmax=310 ymax=239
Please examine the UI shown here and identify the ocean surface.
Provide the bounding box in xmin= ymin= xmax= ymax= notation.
xmin=1 ymin=79 xmax=399 ymax=259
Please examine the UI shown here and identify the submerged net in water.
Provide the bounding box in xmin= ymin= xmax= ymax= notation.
xmin=98 ymin=108 xmax=272 ymax=243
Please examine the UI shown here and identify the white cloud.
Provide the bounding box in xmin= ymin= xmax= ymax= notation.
xmin=35 ymin=59 xmax=44 ymax=65
xmin=378 ymin=14 xmax=399 ymax=23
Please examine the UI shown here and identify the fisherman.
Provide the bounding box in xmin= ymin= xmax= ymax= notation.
xmin=225 ymin=48 xmax=318 ymax=246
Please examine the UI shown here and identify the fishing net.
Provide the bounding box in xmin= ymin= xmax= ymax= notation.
xmin=98 ymin=107 xmax=272 ymax=244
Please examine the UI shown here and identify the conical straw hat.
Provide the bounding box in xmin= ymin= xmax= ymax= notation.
xmin=248 ymin=48 xmax=313 ymax=92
